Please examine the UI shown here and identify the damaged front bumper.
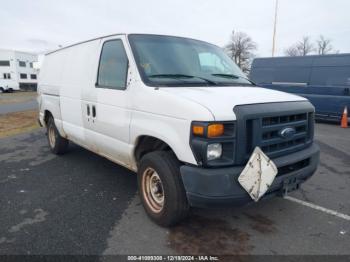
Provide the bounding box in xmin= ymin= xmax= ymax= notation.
xmin=180 ymin=143 xmax=320 ymax=208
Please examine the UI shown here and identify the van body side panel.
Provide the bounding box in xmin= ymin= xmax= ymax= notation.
xmin=39 ymin=51 xmax=63 ymax=97
xmin=82 ymin=36 xmax=133 ymax=167
xmin=250 ymin=55 xmax=350 ymax=121
xmin=39 ymin=94 xmax=65 ymax=135
xmin=129 ymin=84 xmax=215 ymax=169
xmin=89 ymin=89 xmax=133 ymax=166
xmin=38 ymin=50 xmax=65 ymax=135
xmin=129 ymin=111 xmax=195 ymax=169
xmin=59 ymin=41 xmax=100 ymax=145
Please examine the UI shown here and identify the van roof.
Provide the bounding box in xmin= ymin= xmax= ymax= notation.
xmin=45 ymin=33 xmax=126 ymax=55
xmin=45 ymin=33 xmax=217 ymax=56
xmin=254 ymin=53 xmax=350 ymax=60
xmin=252 ymin=53 xmax=350 ymax=68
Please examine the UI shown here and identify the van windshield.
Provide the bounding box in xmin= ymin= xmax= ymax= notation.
xmin=128 ymin=34 xmax=253 ymax=87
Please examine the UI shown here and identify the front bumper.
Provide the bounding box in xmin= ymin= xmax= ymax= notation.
xmin=180 ymin=143 xmax=320 ymax=208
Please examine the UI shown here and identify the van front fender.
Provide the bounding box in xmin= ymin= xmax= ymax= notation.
xmin=130 ymin=112 xmax=197 ymax=170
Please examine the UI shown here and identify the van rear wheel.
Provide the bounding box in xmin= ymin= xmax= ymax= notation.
xmin=47 ymin=117 xmax=69 ymax=154
xmin=138 ymin=151 xmax=189 ymax=227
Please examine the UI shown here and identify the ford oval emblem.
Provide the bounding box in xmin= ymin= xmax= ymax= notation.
xmin=279 ymin=127 xmax=296 ymax=139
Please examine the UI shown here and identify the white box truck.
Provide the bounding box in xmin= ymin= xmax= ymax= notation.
xmin=0 ymin=49 xmax=38 ymax=92
xmin=38 ymin=34 xmax=320 ymax=226
xmin=0 ymin=78 xmax=19 ymax=93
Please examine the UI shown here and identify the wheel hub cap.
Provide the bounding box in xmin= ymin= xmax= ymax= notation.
xmin=48 ymin=125 xmax=56 ymax=148
xmin=142 ymin=168 xmax=164 ymax=213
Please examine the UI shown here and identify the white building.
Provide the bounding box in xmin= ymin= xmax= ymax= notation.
xmin=0 ymin=49 xmax=38 ymax=92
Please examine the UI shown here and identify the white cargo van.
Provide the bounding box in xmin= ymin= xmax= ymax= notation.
xmin=38 ymin=34 xmax=320 ymax=226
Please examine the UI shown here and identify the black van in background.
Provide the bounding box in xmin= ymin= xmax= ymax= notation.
xmin=250 ymin=54 xmax=350 ymax=123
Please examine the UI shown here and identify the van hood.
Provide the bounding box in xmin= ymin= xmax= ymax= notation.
xmin=160 ymin=86 xmax=306 ymax=120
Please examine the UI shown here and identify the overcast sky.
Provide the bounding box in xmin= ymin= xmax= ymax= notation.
xmin=1 ymin=0 xmax=349 ymax=57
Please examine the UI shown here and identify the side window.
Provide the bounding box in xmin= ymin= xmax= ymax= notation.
xmin=97 ymin=40 xmax=129 ymax=90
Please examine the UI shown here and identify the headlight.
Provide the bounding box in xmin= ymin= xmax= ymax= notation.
xmin=207 ymin=143 xmax=222 ymax=161
xmin=190 ymin=121 xmax=235 ymax=167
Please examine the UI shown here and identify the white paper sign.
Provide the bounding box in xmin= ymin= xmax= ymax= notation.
xmin=238 ymin=147 xmax=278 ymax=202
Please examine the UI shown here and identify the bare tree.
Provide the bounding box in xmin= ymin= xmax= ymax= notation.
xmin=284 ymin=46 xmax=300 ymax=57
xmin=225 ymin=30 xmax=257 ymax=73
xmin=284 ymin=36 xmax=315 ymax=56
xmin=316 ymin=35 xmax=333 ymax=55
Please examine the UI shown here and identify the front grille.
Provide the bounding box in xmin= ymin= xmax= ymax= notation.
xmin=245 ymin=112 xmax=313 ymax=159
xmin=261 ymin=113 xmax=309 ymax=154
xmin=233 ymin=101 xmax=315 ymax=165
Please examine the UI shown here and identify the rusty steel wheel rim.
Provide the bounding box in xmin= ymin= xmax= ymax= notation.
xmin=142 ymin=167 xmax=164 ymax=213
xmin=48 ymin=124 xmax=56 ymax=148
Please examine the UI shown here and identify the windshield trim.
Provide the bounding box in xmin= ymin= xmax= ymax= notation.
xmin=127 ymin=34 xmax=252 ymax=88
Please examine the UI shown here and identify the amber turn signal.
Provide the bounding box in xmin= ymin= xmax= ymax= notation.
xmin=207 ymin=124 xmax=224 ymax=137
xmin=192 ymin=125 xmax=204 ymax=136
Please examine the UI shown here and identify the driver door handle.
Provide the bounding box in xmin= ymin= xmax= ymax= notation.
xmin=92 ymin=105 xmax=96 ymax=123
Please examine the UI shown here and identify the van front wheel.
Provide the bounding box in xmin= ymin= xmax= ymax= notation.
xmin=138 ymin=151 xmax=189 ymax=227
xmin=47 ymin=117 xmax=69 ymax=154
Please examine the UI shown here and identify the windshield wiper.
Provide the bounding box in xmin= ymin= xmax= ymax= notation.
xmin=211 ymin=73 xmax=256 ymax=85
xmin=211 ymin=73 xmax=239 ymax=79
xmin=148 ymin=74 xmax=218 ymax=85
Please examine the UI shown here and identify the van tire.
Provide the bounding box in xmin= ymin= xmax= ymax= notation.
xmin=0 ymin=87 xmax=4 ymax=93
xmin=138 ymin=151 xmax=189 ymax=227
xmin=47 ymin=117 xmax=69 ymax=154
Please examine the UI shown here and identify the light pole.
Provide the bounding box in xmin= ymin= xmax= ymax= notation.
xmin=272 ymin=0 xmax=279 ymax=57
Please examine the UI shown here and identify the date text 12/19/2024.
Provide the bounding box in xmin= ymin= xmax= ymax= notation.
xmin=127 ymin=256 xmax=219 ymax=261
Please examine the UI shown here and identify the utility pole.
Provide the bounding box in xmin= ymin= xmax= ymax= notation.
xmin=272 ymin=0 xmax=279 ymax=57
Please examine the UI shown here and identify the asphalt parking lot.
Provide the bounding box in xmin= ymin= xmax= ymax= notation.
xmin=0 ymin=92 xmax=37 ymax=115
xmin=0 ymin=123 xmax=349 ymax=256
